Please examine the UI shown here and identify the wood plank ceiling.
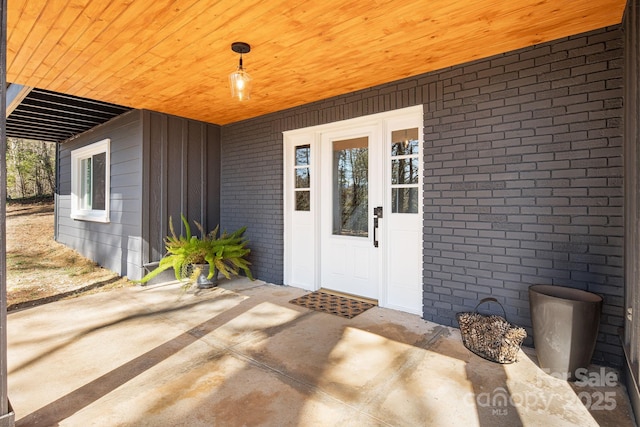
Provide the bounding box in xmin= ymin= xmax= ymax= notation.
xmin=7 ymin=0 xmax=627 ymax=126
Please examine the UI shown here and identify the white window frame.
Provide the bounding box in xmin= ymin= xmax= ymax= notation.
xmin=70 ymin=138 xmax=110 ymax=223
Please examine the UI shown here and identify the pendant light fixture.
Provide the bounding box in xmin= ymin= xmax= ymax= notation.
xmin=229 ymin=42 xmax=252 ymax=101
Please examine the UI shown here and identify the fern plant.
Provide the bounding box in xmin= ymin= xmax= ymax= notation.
xmin=139 ymin=214 xmax=254 ymax=284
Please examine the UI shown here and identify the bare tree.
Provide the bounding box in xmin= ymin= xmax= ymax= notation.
xmin=6 ymin=138 xmax=56 ymax=199
xmin=37 ymin=141 xmax=55 ymax=194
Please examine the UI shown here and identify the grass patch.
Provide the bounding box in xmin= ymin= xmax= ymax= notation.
xmin=6 ymin=200 xmax=134 ymax=309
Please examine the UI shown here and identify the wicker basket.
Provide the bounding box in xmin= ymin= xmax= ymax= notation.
xmin=456 ymin=297 xmax=527 ymax=364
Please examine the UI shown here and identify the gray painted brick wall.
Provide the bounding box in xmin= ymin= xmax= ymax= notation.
xmin=221 ymin=25 xmax=624 ymax=366
xmin=423 ymin=26 xmax=624 ymax=366
xmin=220 ymin=124 xmax=285 ymax=282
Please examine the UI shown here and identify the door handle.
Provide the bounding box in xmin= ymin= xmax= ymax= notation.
xmin=373 ymin=206 xmax=383 ymax=247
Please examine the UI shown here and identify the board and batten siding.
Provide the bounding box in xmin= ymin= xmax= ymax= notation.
xmin=56 ymin=109 xmax=222 ymax=281
xmin=57 ymin=110 xmax=144 ymax=279
xmin=141 ymin=110 xmax=221 ymax=266
xmin=221 ymin=24 xmax=624 ymax=367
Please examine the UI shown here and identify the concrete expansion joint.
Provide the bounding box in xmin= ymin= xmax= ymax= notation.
xmin=352 ymin=339 xmax=433 ymax=416
xmin=224 ymin=309 xmax=317 ymax=351
xmin=418 ymin=325 xmax=450 ymax=349
xmin=235 ymin=282 xmax=270 ymax=292
xmin=225 ymin=345 xmax=395 ymax=426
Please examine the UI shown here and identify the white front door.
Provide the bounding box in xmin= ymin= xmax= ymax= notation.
xmin=284 ymin=106 xmax=423 ymax=315
xmin=320 ymin=125 xmax=382 ymax=300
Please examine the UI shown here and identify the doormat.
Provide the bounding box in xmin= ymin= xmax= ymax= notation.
xmin=289 ymin=291 xmax=376 ymax=319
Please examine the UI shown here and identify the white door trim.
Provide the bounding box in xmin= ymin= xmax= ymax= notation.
xmin=284 ymin=105 xmax=423 ymax=313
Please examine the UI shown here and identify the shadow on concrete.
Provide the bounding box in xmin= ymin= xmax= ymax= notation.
xmin=15 ymin=293 xmax=252 ymax=426
xmin=9 ymin=292 xmax=239 ymax=374
xmin=14 ymin=288 xmax=520 ymax=426
xmin=10 ymin=282 xmax=632 ymax=426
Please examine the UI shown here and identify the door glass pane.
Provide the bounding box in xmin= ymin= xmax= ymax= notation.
xmin=392 ymin=158 xmax=419 ymax=184
xmin=295 ymin=144 xmax=310 ymax=166
xmin=296 ymin=191 xmax=310 ymax=211
xmin=392 ymin=188 xmax=419 ymax=213
xmin=92 ymin=152 xmax=106 ymax=211
xmin=295 ymin=168 xmax=310 ymax=188
xmin=333 ymin=137 xmax=368 ymax=237
xmin=391 ymin=128 xmax=419 ymax=156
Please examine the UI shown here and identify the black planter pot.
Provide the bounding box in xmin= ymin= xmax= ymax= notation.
xmin=192 ymin=264 xmax=218 ymax=289
xmin=529 ymin=285 xmax=602 ymax=380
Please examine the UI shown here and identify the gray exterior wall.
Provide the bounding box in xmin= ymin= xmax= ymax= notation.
xmin=623 ymin=0 xmax=640 ymax=421
xmin=141 ymin=111 xmax=221 ymax=267
xmin=57 ymin=110 xmax=143 ymax=278
xmin=221 ymin=25 xmax=624 ymax=366
xmin=220 ymin=122 xmax=284 ymax=282
xmin=57 ymin=110 xmax=221 ymax=281
xmin=422 ymin=28 xmax=623 ymax=366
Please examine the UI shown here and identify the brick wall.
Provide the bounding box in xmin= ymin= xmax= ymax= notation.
xmin=623 ymin=0 xmax=640 ymax=415
xmin=221 ymin=25 xmax=624 ymax=366
xmin=220 ymin=122 xmax=285 ymax=282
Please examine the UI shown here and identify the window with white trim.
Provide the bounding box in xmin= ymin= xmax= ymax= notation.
xmin=71 ymin=138 xmax=110 ymax=222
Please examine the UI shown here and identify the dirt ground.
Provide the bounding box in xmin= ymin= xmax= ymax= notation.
xmin=5 ymin=199 xmax=133 ymax=310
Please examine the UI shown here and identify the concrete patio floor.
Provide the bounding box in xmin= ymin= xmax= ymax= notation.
xmin=6 ymin=278 xmax=637 ymax=426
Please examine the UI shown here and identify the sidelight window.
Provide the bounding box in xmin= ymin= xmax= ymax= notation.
xmin=294 ymin=144 xmax=311 ymax=211
xmin=390 ymin=128 xmax=419 ymax=214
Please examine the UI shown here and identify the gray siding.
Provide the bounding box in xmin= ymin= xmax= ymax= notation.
xmin=141 ymin=111 xmax=221 ymax=267
xmin=221 ymin=25 xmax=624 ymax=367
xmin=57 ymin=110 xmax=144 ymax=278
xmin=56 ymin=109 xmax=221 ymax=281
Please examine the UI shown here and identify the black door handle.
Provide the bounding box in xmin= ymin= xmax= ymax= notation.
xmin=374 ymin=217 xmax=379 ymax=247
xmin=373 ymin=206 xmax=382 ymax=247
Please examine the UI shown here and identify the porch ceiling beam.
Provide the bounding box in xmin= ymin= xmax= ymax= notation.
xmin=5 ymin=84 xmax=31 ymax=117
xmin=12 ymin=101 xmax=118 ymax=123
xmin=5 ymin=123 xmax=79 ymax=142
xmin=7 ymin=111 xmax=102 ymax=129
xmin=5 ymin=87 xmax=131 ymax=143
xmin=25 ymin=89 xmax=128 ymax=118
